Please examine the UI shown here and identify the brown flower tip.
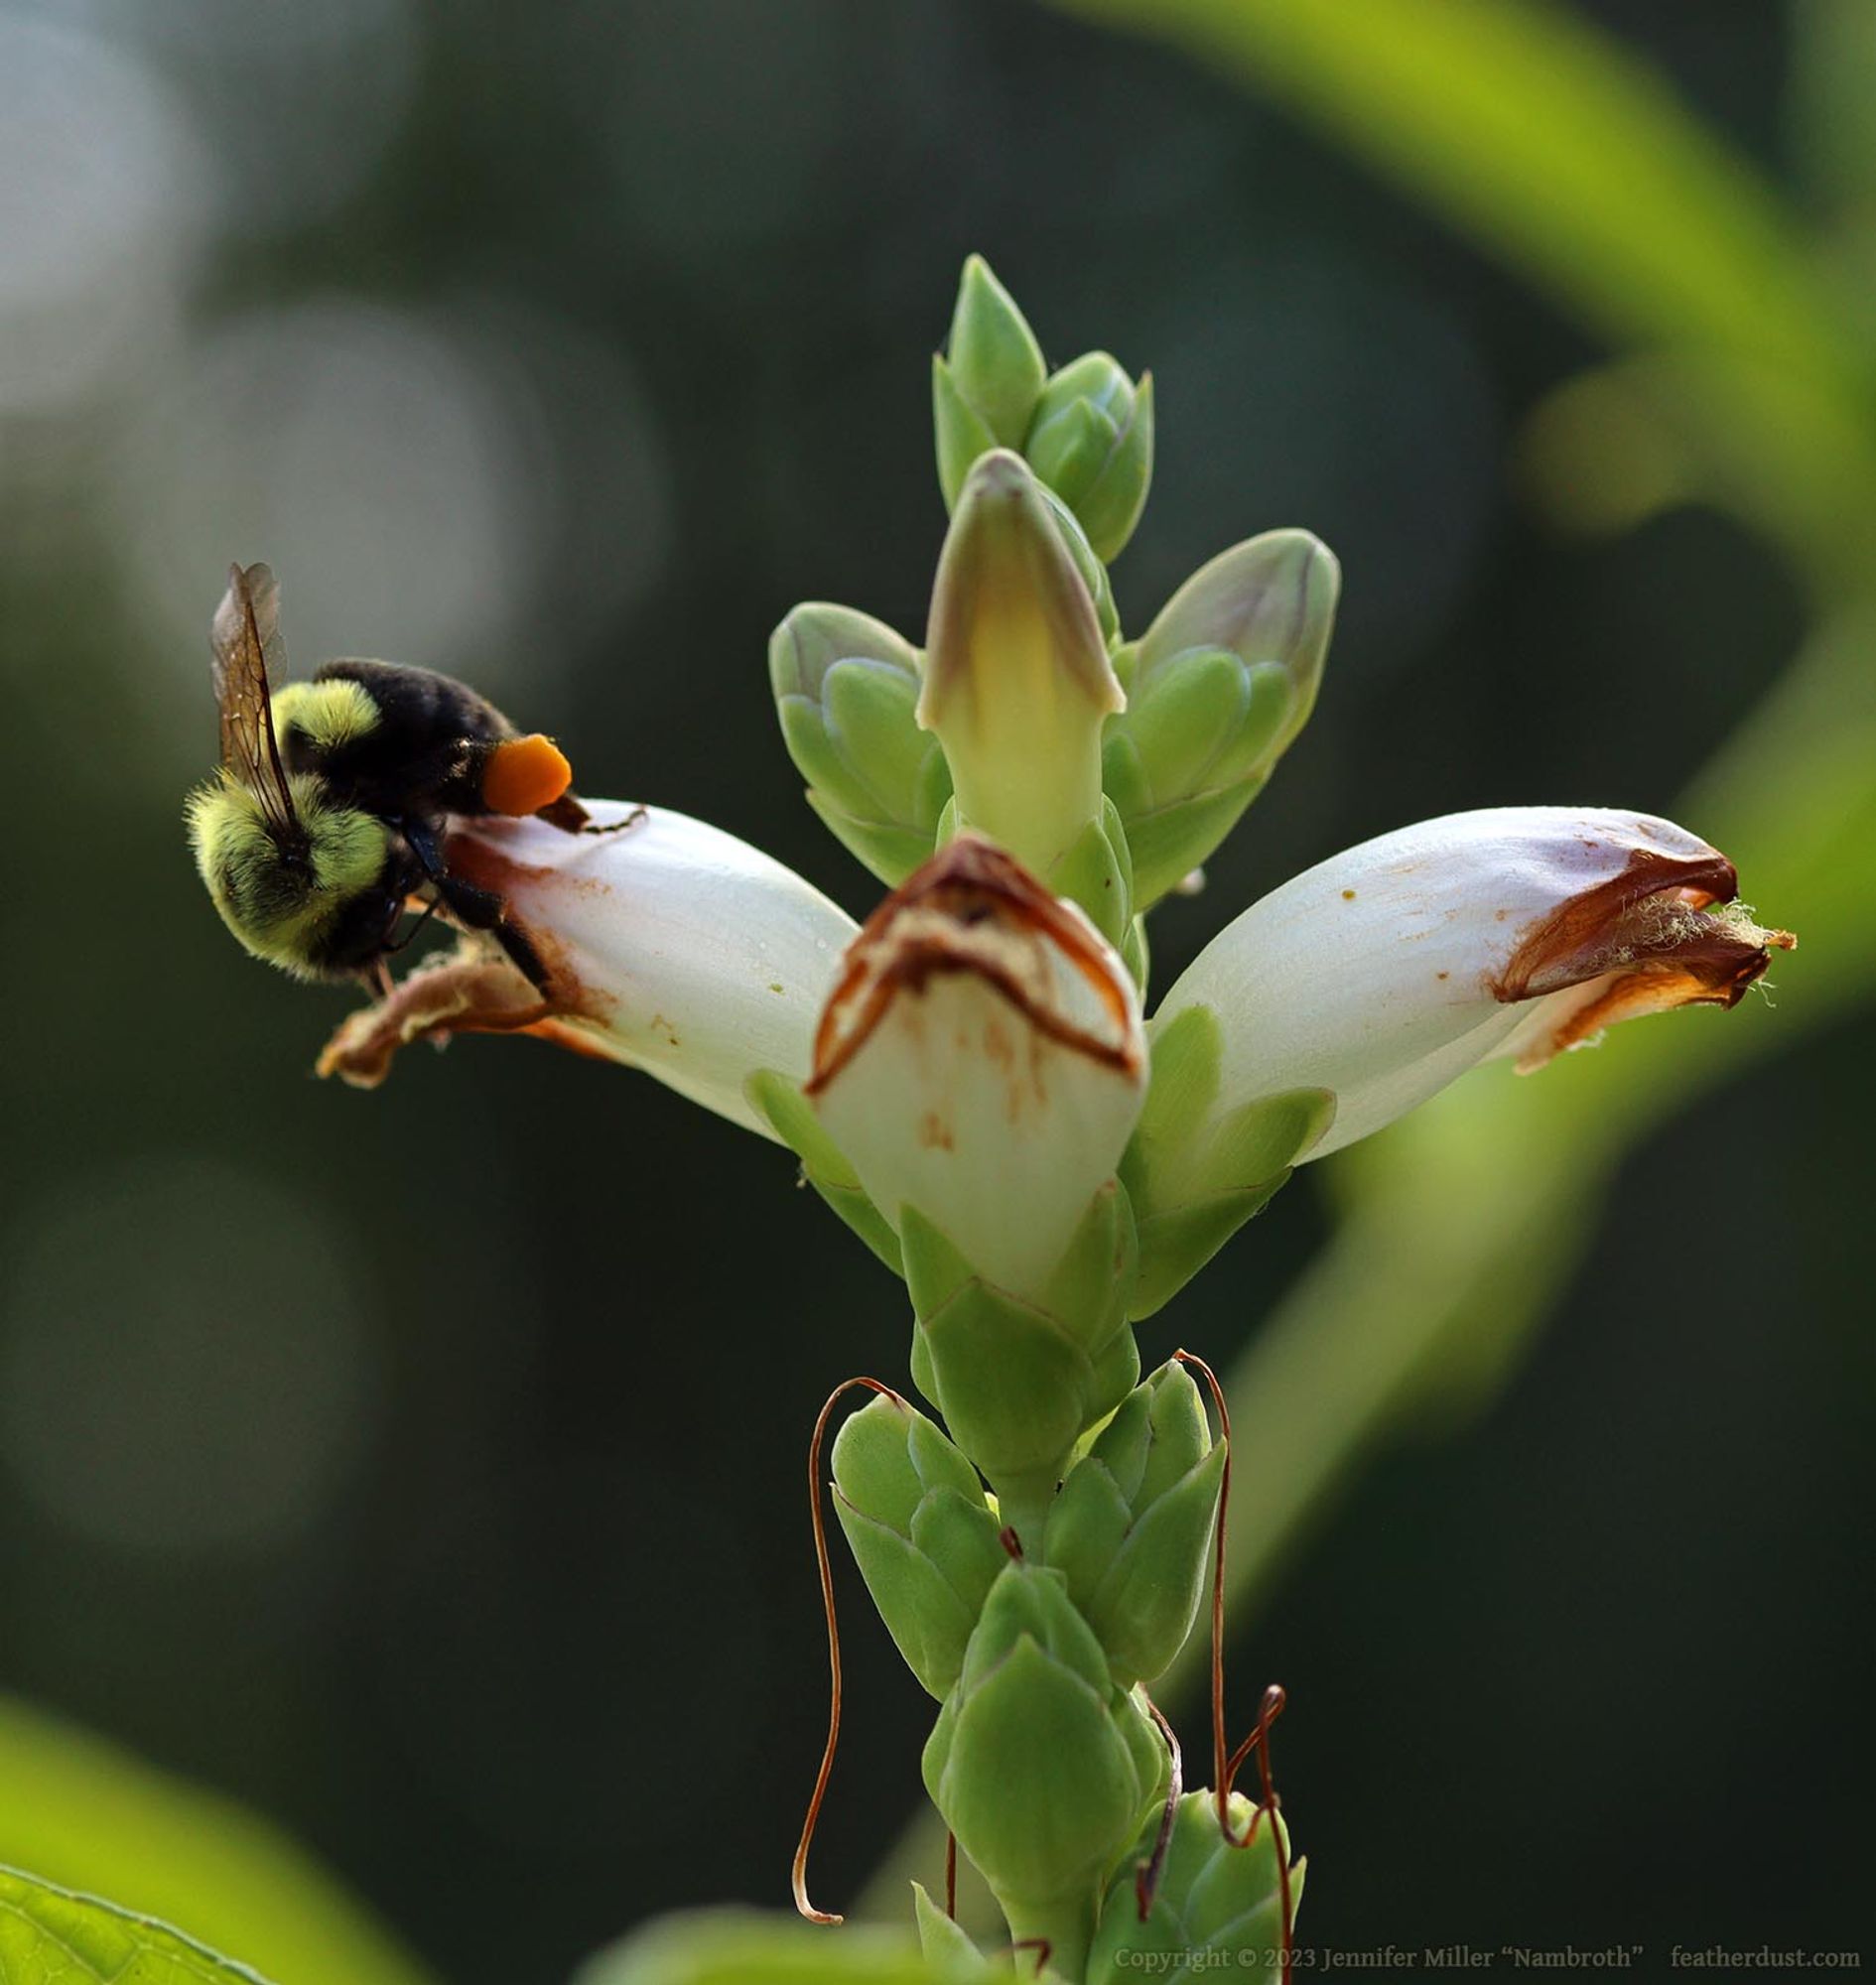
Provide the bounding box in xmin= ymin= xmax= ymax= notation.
xmin=1493 ymin=846 xmax=1796 ymax=1072
xmin=315 ymin=943 xmax=611 ymax=1088
xmin=806 ymin=834 xmax=1140 ymax=1099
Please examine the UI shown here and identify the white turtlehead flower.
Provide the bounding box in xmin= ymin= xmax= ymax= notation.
xmin=807 ymin=835 xmax=1146 ymax=1298
xmin=318 ymin=801 xmax=857 ymax=1137
xmin=1156 ymin=806 xmax=1795 ymax=1161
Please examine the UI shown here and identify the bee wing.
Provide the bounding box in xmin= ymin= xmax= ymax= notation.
xmin=209 ymin=562 xmax=307 ymax=853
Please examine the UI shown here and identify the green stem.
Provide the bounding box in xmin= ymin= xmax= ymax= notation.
xmin=991 ymin=1469 xmax=1059 ymax=1559
xmin=1003 ymin=1889 xmax=1096 ymax=1982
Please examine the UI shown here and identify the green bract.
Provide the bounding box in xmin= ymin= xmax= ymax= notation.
xmin=1025 ymin=353 xmax=1154 ymax=564
xmin=932 ymin=257 xmax=1153 ymax=568
xmin=1104 ymin=529 xmax=1340 ymax=909
xmin=1120 ymin=1007 xmax=1335 ymax=1319
xmin=910 ymin=1887 xmax=999 ymax=1984
xmin=934 ymin=256 xmax=1048 ymax=507
xmin=831 ymin=1394 xmax=1005 ymax=1700
xmin=769 ymin=604 xmax=952 ymax=888
xmin=1044 ymin=1361 xmax=1225 ymax=1686
xmin=743 ymin=1070 xmax=903 ymax=1275
xmin=903 ymin=1190 xmax=1139 ymax=1544
xmin=1087 ymin=1793 xmax=1299 ymax=1985
xmin=921 ymin=1564 xmax=1164 ymax=1979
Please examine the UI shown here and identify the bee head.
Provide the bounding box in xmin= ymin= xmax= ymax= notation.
xmin=186 ymin=772 xmax=395 ymax=980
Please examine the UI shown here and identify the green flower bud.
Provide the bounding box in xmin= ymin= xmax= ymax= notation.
xmin=921 ymin=451 xmax=1126 ymax=888
xmin=922 ymin=1563 xmax=1153 ymax=1977
xmin=1119 ymin=1005 xmax=1333 ymax=1319
xmin=1088 ymin=1791 xmax=1301 ymax=1985
xmin=1043 ymin=1361 xmax=1226 ymax=1684
xmin=934 ymin=258 xmax=1048 ymax=512
xmin=770 ymin=602 xmax=952 ymax=887
xmin=1025 ymin=354 xmax=1154 ymax=564
xmin=902 ymin=1185 xmax=1139 ymax=1542
xmin=1103 ymin=530 xmax=1339 ymax=908
xmin=831 ymin=1393 xmax=1005 ymax=1700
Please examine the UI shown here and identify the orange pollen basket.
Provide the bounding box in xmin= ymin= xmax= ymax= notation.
xmin=483 ymin=734 xmax=573 ymax=816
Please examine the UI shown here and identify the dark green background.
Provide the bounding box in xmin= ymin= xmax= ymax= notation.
xmin=0 ymin=2 xmax=1864 ymax=1979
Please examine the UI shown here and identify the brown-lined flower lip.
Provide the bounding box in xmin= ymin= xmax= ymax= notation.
xmin=805 ymin=835 xmax=1140 ymax=1098
xmin=1489 ymin=844 xmax=1794 ymax=1004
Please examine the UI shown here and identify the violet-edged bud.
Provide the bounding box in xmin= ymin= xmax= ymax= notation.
xmin=921 ymin=451 xmax=1127 ymax=903
xmin=933 ymin=255 xmax=1048 ymax=508
xmin=1024 ymin=352 xmax=1154 ymax=563
xmin=1042 ymin=1359 xmax=1226 ymax=1685
xmin=921 ymin=1562 xmax=1163 ymax=1977
xmin=1154 ymin=805 xmax=1795 ymax=1166
xmin=769 ymin=601 xmax=952 ymax=887
xmin=314 ymin=803 xmax=856 ymax=1139
xmin=830 ymin=1392 xmax=1005 ymax=1701
xmin=1089 ymin=1791 xmax=1300 ymax=1985
xmin=1104 ymin=530 xmax=1340 ymax=909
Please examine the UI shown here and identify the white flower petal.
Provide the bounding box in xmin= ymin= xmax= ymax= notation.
xmin=809 ymin=835 xmax=1145 ymax=1296
xmin=318 ymin=801 xmax=857 ymax=1135
xmin=1155 ymin=805 xmax=1792 ymax=1160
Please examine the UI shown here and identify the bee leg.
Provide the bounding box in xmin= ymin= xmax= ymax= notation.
xmin=402 ymin=819 xmax=553 ymax=992
xmin=431 ymin=866 xmax=551 ymax=992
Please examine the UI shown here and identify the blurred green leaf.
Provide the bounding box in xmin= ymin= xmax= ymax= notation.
xmin=1050 ymin=0 xmax=1876 ymax=595
xmin=573 ymin=1910 xmax=963 ymax=1985
xmin=0 ymin=1864 xmax=272 ymax=1985
xmin=0 ymin=1697 xmax=429 ymax=1985
xmin=1050 ymin=0 xmax=1856 ymax=377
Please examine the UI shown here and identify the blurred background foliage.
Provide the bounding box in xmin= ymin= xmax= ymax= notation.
xmin=0 ymin=0 xmax=1868 ymax=1979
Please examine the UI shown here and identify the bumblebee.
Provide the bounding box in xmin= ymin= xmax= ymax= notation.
xmin=187 ymin=562 xmax=595 ymax=990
